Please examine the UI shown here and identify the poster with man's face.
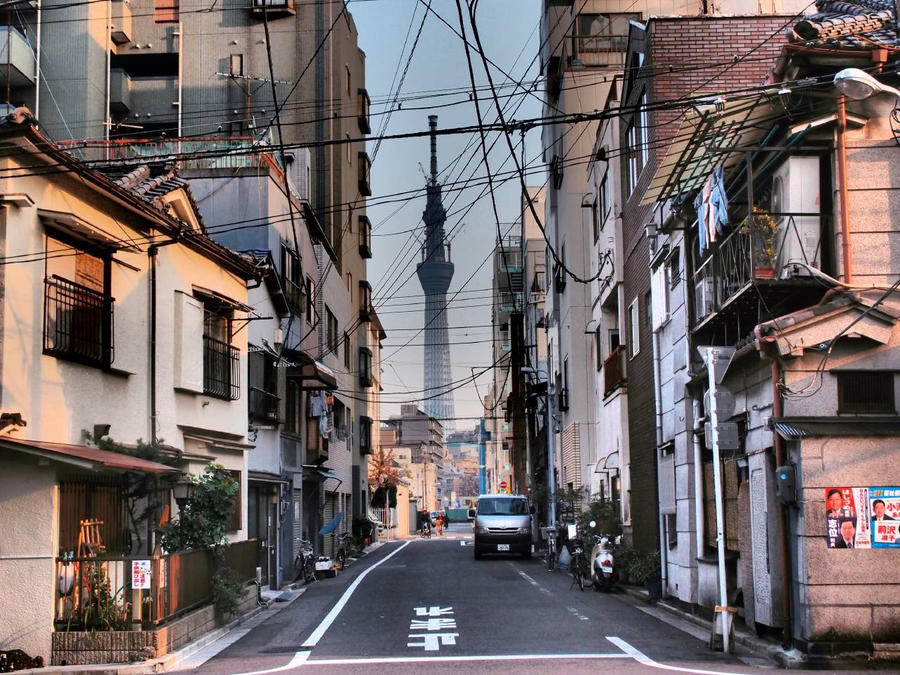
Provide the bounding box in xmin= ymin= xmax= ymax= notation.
xmin=826 ymin=487 xmax=900 ymax=549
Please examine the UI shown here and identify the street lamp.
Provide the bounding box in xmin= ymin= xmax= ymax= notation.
xmin=173 ymin=480 xmax=193 ymax=511
xmin=833 ymin=68 xmax=900 ymax=102
xmin=522 ymin=366 xmax=557 ymax=525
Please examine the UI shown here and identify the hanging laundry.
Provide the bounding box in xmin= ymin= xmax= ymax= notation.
xmin=709 ymin=163 xmax=729 ymax=234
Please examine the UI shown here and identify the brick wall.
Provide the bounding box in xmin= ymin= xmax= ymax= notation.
xmin=620 ymin=15 xmax=790 ymax=552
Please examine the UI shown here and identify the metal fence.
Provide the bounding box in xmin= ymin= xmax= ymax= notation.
xmin=203 ymin=334 xmax=240 ymax=400
xmin=54 ymin=540 xmax=258 ymax=630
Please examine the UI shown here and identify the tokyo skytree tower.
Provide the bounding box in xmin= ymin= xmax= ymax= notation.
xmin=416 ymin=116 xmax=456 ymax=427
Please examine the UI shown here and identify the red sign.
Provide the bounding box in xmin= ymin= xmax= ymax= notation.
xmin=499 ymin=480 xmax=508 ymax=490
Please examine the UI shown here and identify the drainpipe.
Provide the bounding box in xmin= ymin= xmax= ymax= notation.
xmin=149 ymin=245 xmax=158 ymax=444
xmin=755 ymin=325 xmax=793 ymax=649
xmin=105 ymin=0 xmax=111 ymax=145
xmin=35 ymin=0 xmax=41 ymax=116
xmin=652 ymin=328 xmax=666 ymax=591
xmin=692 ymin=398 xmax=706 ymax=565
xmin=836 ymin=95 xmax=853 ymax=284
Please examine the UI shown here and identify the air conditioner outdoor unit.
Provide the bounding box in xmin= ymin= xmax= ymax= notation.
xmin=771 ymin=156 xmax=820 ymax=276
xmin=694 ymin=277 xmax=716 ymax=318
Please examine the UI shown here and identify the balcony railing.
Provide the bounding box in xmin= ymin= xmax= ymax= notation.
xmin=570 ymin=33 xmax=627 ymax=67
xmin=203 ymin=335 xmax=240 ymax=400
xmin=44 ymin=276 xmax=114 ymax=368
xmin=693 ymin=213 xmax=827 ymax=320
xmin=54 ymin=540 xmax=258 ymax=630
xmin=249 ymin=386 xmax=280 ymax=423
xmin=603 ymin=345 xmax=626 ymax=396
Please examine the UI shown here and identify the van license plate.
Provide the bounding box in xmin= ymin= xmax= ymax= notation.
xmin=497 ymin=544 xmax=510 ymax=551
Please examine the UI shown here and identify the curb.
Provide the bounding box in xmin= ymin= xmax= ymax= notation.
xmin=618 ymin=585 xmax=807 ymax=669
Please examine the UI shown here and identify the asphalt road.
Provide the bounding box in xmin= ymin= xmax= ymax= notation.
xmin=173 ymin=525 xmax=781 ymax=674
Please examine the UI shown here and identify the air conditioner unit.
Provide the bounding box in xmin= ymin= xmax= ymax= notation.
xmin=771 ymin=156 xmax=820 ymax=276
xmin=285 ymin=148 xmax=311 ymax=202
xmin=694 ymin=277 xmax=716 ymax=318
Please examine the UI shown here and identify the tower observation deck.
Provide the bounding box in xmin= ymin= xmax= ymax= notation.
xmin=416 ymin=116 xmax=456 ymax=427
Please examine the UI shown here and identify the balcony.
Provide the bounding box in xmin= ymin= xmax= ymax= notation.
xmin=250 ymin=0 xmax=295 ymax=16
xmin=203 ymin=335 xmax=240 ymax=400
xmin=692 ymin=213 xmax=831 ymax=337
xmin=603 ymin=345 xmax=626 ymax=396
xmin=358 ymin=280 xmax=372 ymax=322
xmin=44 ymin=276 xmax=114 ymax=368
xmin=357 ymin=89 xmax=371 ymax=134
xmin=249 ymin=386 xmax=280 ymax=424
xmin=0 ymin=27 xmax=36 ymax=90
xmin=358 ymin=347 xmax=373 ymax=388
xmin=569 ymin=33 xmax=627 ymax=68
xmin=358 ymin=152 xmax=371 ymax=196
xmin=109 ymin=68 xmax=131 ymax=115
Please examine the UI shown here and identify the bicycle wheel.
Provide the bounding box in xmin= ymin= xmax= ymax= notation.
xmin=292 ymin=555 xmax=304 ymax=582
xmin=336 ymin=549 xmax=346 ymax=571
xmin=572 ymin=555 xmax=584 ymax=591
xmin=304 ymin=556 xmax=316 ymax=584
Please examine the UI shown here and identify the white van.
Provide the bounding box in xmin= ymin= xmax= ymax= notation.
xmin=469 ymin=494 xmax=533 ymax=559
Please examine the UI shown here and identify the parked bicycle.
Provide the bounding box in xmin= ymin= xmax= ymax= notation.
xmin=543 ymin=526 xmax=558 ymax=571
xmin=292 ymin=537 xmax=316 ymax=584
xmin=335 ymin=531 xmax=353 ymax=570
xmin=567 ymin=533 xmax=590 ymax=591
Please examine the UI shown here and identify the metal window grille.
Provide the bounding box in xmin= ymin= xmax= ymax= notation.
xmin=44 ymin=275 xmax=113 ymax=367
xmin=203 ymin=335 xmax=240 ymax=400
xmin=837 ymin=372 xmax=895 ymax=413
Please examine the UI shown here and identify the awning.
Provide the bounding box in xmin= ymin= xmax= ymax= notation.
xmin=0 ymin=436 xmax=179 ymax=474
xmin=641 ymin=93 xmax=778 ymax=206
xmin=775 ymin=417 xmax=900 ymax=440
xmin=286 ymin=351 xmax=337 ymax=390
xmin=301 ymin=464 xmax=340 ymax=482
xmin=319 ymin=512 xmax=343 ymax=536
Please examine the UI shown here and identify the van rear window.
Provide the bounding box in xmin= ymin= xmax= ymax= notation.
xmin=477 ymin=498 xmax=528 ymax=515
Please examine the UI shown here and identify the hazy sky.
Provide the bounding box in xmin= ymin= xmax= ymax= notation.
xmin=350 ymin=0 xmax=543 ymax=428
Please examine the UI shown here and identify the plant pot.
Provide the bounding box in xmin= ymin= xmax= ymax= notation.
xmin=646 ymin=578 xmax=663 ymax=600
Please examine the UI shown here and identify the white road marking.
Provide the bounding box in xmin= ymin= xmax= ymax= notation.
xmin=607 ymin=636 xmax=738 ymax=675
xmin=232 ymin=650 xmax=311 ymax=674
xmin=517 ymin=569 xmax=552 ymax=595
xmin=296 ymin=652 xmax=630 ymax=666
xmin=567 ymin=606 xmax=590 ymax=622
xmin=301 ymin=540 xmax=411 ymax=648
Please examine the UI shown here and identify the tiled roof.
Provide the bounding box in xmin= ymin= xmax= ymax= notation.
xmin=97 ymin=162 xmax=189 ymax=213
xmin=792 ymin=0 xmax=898 ymax=48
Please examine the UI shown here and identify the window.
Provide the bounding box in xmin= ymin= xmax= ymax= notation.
xmin=591 ymin=197 xmax=600 ymax=243
xmin=229 ymin=54 xmax=243 ymax=77
xmin=343 ymin=332 xmax=351 ymax=370
xmin=558 ymin=357 xmax=570 ymax=411
xmin=650 ymin=263 xmax=669 ymax=331
xmin=43 ymin=237 xmax=114 ymax=368
xmin=598 ymin=170 xmax=610 ymax=225
xmin=281 ymin=243 xmax=304 ymax=316
xmin=360 ymin=415 xmax=373 ymax=454
xmin=595 ymin=329 xmax=603 ymax=371
xmin=358 ymin=215 xmax=372 ymax=258
xmin=347 ymin=272 xmax=353 ymax=295
xmin=837 ymin=371 xmax=895 ymax=414
xmin=665 ymin=513 xmax=677 ymax=549
xmin=346 ymin=65 xmax=352 ymax=98
xmin=346 ymin=134 xmax=352 ymax=165
xmin=325 ymin=305 xmax=339 ymax=355
xmin=357 ymin=88 xmax=371 ymax=134
xmin=628 ymin=299 xmax=640 ymax=357
xmin=202 ymin=301 xmax=239 ymax=399
xmin=284 ymin=378 xmax=301 ymax=435
xmin=154 ymin=0 xmax=178 ymax=22
xmin=305 ymin=276 xmax=313 ymax=323
xmin=358 ymin=347 xmax=373 ymax=387
xmin=666 ymin=247 xmax=681 ymax=289
xmin=359 ymin=281 xmax=372 ymax=322
xmin=625 ymin=92 xmax=648 ymax=195
xmin=249 ymin=349 xmax=279 ymax=423
xmin=358 ymin=152 xmax=371 ymax=196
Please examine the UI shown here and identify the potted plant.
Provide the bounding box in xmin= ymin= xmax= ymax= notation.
xmin=740 ymin=206 xmax=779 ymax=278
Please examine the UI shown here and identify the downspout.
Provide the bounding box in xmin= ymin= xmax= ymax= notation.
xmin=652 ymin=327 xmax=666 ymax=591
xmin=755 ymin=325 xmax=793 ymax=649
xmin=691 ymin=398 xmax=706 ymax=564
xmin=35 ymin=0 xmax=41 ymax=116
xmin=149 ymin=246 xmax=158 ymax=444
xmin=836 ymin=95 xmax=853 ymax=284
xmin=105 ymin=0 xmax=111 ymax=145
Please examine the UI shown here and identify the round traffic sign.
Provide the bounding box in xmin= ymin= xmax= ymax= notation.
xmin=499 ymin=480 xmax=508 ymax=490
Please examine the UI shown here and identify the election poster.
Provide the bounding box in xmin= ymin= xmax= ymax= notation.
xmin=826 ymin=486 xmax=900 ymax=549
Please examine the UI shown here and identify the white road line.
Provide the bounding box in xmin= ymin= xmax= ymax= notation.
xmin=301 ymin=540 xmax=411 ymax=648
xmin=607 ymin=636 xmax=739 ymax=675
xmin=232 ymin=650 xmax=311 ymax=674
xmin=517 ymin=569 xmax=552 ymax=595
xmin=298 ymin=652 xmax=630 ymax=666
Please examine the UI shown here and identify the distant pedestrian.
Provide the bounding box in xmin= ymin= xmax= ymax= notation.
xmin=435 ymin=512 xmax=444 ymax=536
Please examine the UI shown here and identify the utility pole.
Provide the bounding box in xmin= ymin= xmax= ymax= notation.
xmin=510 ymin=311 xmax=527 ymax=492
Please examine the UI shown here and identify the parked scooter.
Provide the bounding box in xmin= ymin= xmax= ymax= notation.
xmin=588 ymin=520 xmax=618 ymax=592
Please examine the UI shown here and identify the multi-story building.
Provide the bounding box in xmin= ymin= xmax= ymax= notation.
xmin=623 ymin=0 xmax=900 ymax=657
xmin=0 ymin=0 xmax=376 ymax=559
xmin=0 ymin=111 xmax=258 ymax=662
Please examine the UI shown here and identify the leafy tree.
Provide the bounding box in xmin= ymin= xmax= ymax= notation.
xmin=158 ymin=464 xmax=238 ymax=552
xmin=368 ymin=448 xmax=400 ymax=488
